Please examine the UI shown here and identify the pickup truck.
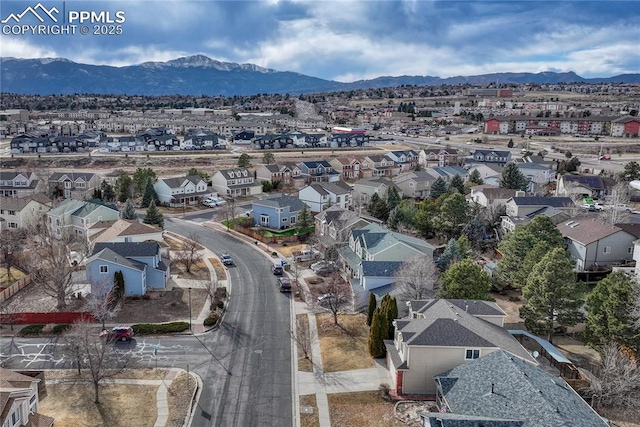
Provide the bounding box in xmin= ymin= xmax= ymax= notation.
xmin=292 ymin=249 xmax=320 ymax=262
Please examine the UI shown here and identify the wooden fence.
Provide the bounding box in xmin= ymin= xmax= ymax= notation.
xmin=0 ymin=311 xmax=94 ymax=325
xmin=0 ymin=276 xmax=32 ymax=303
xmin=234 ymin=225 xmax=300 ymax=244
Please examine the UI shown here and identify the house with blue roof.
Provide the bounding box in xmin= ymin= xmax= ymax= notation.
xmin=251 ymin=194 xmax=306 ymax=230
xmin=86 ymin=242 xmax=170 ymax=295
xmin=426 ymin=349 xmax=607 ymax=427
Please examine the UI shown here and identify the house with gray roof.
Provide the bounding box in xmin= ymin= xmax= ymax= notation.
xmin=0 ymin=171 xmax=41 ymax=198
xmin=505 ymin=196 xmax=575 ymax=218
xmin=468 ymin=185 xmax=517 ymax=208
xmin=314 ymin=207 xmax=373 ymax=249
xmin=470 ymin=149 xmax=512 ymax=165
xmin=0 ymin=193 xmax=51 ymax=230
xmin=297 ymin=160 xmax=340 ymax=184
xmin=49 ymin=172 xmax=99 ymax=200
xmin=47 ymin=198 xmax=119 ymax=240
xmin=353 ymin=177 xmax=403 ymax=206
xmin=154 ymin=175 xmax=209 ymax=207
xmin=556 ymin=174 xmax=615 ymax=199
xmin=385 ymin=298 xmax=535 ymax=395
xmin=211 ymin=168 xmax=262 ymax=198
xmin=393 ymin=171 xmax=436 ymax=199
xmin=558 ymin=215 xmax=638 ymax=271
xmin=298 ymin=181 xmax=353 ymax=212
xmin=255 ymin=164 xmax=292 ymax=186
xmin=427 ymin=349 xmax=607 ymax=427
xmin=0 ymin=367 xmax=55 ymax=427
xmin=87 ymin=242 xmax=169 ymax=295
xmin=251 ymin=194 xmax=306 ymax=230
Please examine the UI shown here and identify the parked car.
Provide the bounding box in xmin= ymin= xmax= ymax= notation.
xmin=221 ymin=253 xmax=234 ymax=266
xmin=317 ymin=293 xmax=344 ymax=305
xmin=311 ymin=261 xmax=335 ymax=276
xmin=272 ymin=263 xmax=284 ymax=275
xmin=599 ymin=154 xmax=612 ymax=160
xmin=278 ymin=277 xmax=292 ymax=292
xmin=202 ymin=199 xmax=217 ymax=208
xmin=101 ymin=326 xmax=134 ymax=342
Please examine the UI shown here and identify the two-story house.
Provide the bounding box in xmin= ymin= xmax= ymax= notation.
xmin=211 ymin=168 xmax=262 ymax=198
xmin=298 ymin=181 xmax=353 ymax=213
xmin=47 ymin=198 xmax=119 ymax=240
xmin=0 ymin=193 xmax=52 ymax=230
xmin=329 ymin=157 xmax=365 ymax=180
xmin=386 ymin=150 xmax=420 ymax=172
xmin=251 ymin=195 xmax=306 ymax=229
xmin=87 ymin=242 xmax=170 ymax=295
xmin=314 ymin=207 xmax=373 ymax=249
xmin=0 ymin=172 xmax=41 ymax=198
xmin=154 ymin=175 xmax=209 ymax=207
xmin=352 ymin=177 xmax=403 ymax=207
xmin=393 ymin=171 xmax=436 ymax=199
xmin=297 ymin=160 xmax=340 ymax=184
xmin=385 ymin=298 xmax=536 ymax=395
xmin=0 ymin=368 xmax=54 ymax=427
xmin=555 ymin=174 xmax=614 ymax=199
xmin=89 ymin=219 xmax=163 ymax=244
xmin=466 ymin=163 xmax=504 ymax=187
xmin=425 ymin=166 xmax=469 ymax=183
xmin=49 ymin=172 xmax=100 ymax=200
xmin=468 ymin=185 xmax=517 ymax=208
xmin=516 ymin=162 xmax=555 ymax=193
xmin=470 ymin=149 xmax=512 ymax=165
xmin=364 ymin=155 xmax=399 ymax=178
xmin=418 ymin=148 xmax=461 ymax=168
xmin=255 ymin=164 xmax=292 ymax=186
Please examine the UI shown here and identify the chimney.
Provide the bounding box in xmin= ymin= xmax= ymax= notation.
xmin=465 ymin=304 xmax=469 ymax=312
xmin=515 ymin=190 xmax=526 ymax=197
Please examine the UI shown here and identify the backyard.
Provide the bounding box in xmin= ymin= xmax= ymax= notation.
xmin=316 ymin=313 xmax=374 ymax=372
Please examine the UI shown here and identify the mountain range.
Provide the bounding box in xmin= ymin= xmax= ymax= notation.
xmin=2 ymin=55 xmax=639 ymax=96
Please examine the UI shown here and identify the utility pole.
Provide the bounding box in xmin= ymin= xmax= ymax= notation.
xmin=188 ymin=287 xmax=192 ymax=332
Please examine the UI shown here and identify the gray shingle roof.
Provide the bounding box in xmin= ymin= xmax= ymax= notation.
xmin=361 ymin=261 xmax=403 ymax=277
xmin=421 ymin=412 xmax=523 ymax=427
xmin=511 ymin=197 xmax=574 ymax=207
xmin=88 ymin=248 xmax=146 ymax=271
xmin=434 ymin=349 xmax=607 ymax=427
xmin=252 ymin=194 xmax=305 ymax=211
xmin=410 ymin=299 xmax=506 ymax=317
xmin=92 ymin=242 xmax=160 ymax=258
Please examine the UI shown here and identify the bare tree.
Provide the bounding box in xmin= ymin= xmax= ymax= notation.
xmin=26 ymin=226 xmax=78 ymax=310
xmin=0 ymin=229 xmax=28 ymax=279
xmin=311 ymin=272 xmax=351 ymax=325
xmin=599 ymin=182 xmax=631 ymax=224
xmin=291 ymin=316 xmax=311 ymax=360
xmin=393 ymin=254 xmax=438 ymax=300
xmin=581 ymin=343 xmax=640 ymax=411
xmin=219 ymin=198 xmax=239 ymax=231
xmin=65 ymin=320 xmax=131 ymax=403
xmin=85 ymin=278 xmax=121 ymax=330
xmin=173 ymin=233 xmax=204 ymax=273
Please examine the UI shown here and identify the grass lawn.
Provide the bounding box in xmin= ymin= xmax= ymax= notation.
xmin=173 ymin=259 xmax=210 ymax=280
xmin=299 ymin=394 xmax=319 ymax=427
xmin=316 ymin=313 xmax=374 ymax=372
xmin=40 ymin=382 xmax=158 ymax=427
xmin=209 ymin=258 xmax=227 ymax=281
xmin=261 ymin=226 xmax=315 ymax=238
xmin=296 ymin=314 xmax=313 ymax=372
xmin=0 ymin=268 xmax=25 ymax=289
xmin=328 ymin=391 xmax=403 ymax=427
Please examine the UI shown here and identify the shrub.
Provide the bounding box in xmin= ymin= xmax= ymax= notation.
xmin=19 ymin=324 xmax=46 ymax=336
xmin=132 ymin=322 xmax=190 ymax=335
xmin=204 ymin=313 xmax=219 ymax=327
xmin=271 ymin=251 xmax=278 ymax=257
xmin=214 ymin=287 xmax=227 ymax=300
xmin=51 ymin=324 xmax=72 ymax=335
xmin=215 ymin=300 xmax=224 ymax=310
xmin=508 ymin=295 xmax=521 ymax=302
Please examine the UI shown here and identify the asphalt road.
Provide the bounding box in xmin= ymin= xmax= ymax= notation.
xmin=0 ymin=217 xmax=294 ymax=427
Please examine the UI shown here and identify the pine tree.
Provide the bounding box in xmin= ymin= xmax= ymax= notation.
xmin=386 ymin=296 xmax=398 ymax=339
xmin=450 ymin=174 xmax=465 ymax=195
xmin=140 ymin=178 xmax=159 ymax=209
xmin=113 ymin=271 xmax=125 ymax=300
xmin=368 ymin=307 xmax=387 ymax=358
xmin=366 ymin=293 xmax=377 ymax=327
xmin=499 ymin=163 xmax=528 ymax=191
xmin=439 ymin=259 xmax=492 ymax=300
xmin=116 ymin=173 xmax=133 ymax=203
xmin=121 ymin=199 xmax=137 ymax=220
xmin=143 ymin=200 xmax=164 ymax=229
xmin=437 ymin=238 xmax=462 ymax=272
xmin=238 ymin=153 xmax=251 ymax=168
xmin=386 ymin=186 xmax=401 ymax=209
xmin=468 ymin=169 xmax=484 ymax=185
xmin=430 ymin=177 xmax=448 ymax=199
xmin=101 ymin=181 xmax=116 ymax=202
xmin=297 ymin=203 xmax=312 ymax=229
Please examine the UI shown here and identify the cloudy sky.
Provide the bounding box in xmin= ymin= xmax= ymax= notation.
xmin=1 ymin=0 xmax=638 ymax=81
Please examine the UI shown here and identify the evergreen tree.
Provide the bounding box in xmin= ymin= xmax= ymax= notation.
xmin=101 ymin=181 xmax=116 ymax=202
xmin=499 ymin=163 xmax=528 ymax=191
xmin=619 ymin=161 xmax=640 ymax=182
xmin=187 ymin=168 xmax=210 ymax=182
xmin=386 ymin=186 xmax=401 ymax=209
xmin=430 ymin=177 xmax=449 ymax=199
xmin=143 ymin=200 xmax=164 ymax=229
xmin=92 ymin=188 xmax=103 ymax=200
xmin=140 ymin=178 xmax=159 ymax=208
xmin=461 ymin=216 xmax=488 ymax=250
xmin=369 ymin=193 xmax=390 ymax=221
xmin=113 ymin=271 xmax=125 ymax=300
xmin=387 ymin=206 xmax=403 ymax=231
xmin=369 ymin=193 xmax=381 ymax=214
xmin=585 ymin=271 xmax=640 ymax=350
xmin=368 ymin=307 xmax=387 ymax=358
xmin=520 ymin=248 xmax=582 ymax=342
xmin=132 ymin=167 xmax=157 ymax=197
xmin=507 ymin=138 xmax=514 ymax=148
xmin=439 ymin=259 xmax=492 ymax=300
xmin=450 ymin=174 xmax=465 ymax=195
xmin=384 ymin=296 xmax=398 ymax=339
xmin=121 ymin=199 xmax=137 ymax=220
xmin=238 ymin=153 xmax=251 ymax=168
xmin=468 ymin=169 xmax=484 ymax=185
xmin=297 ymin=204 xmax=312 ymax=229
xmin=366 ymin=293 xmax=377 ymax=327
xmin=456 ymin=235 xmax=474 ymax=260
xmin=116 ymin=173 xmax=133 ymax=203
xmin=433 ymin=192 xmax=469 ymax=240
xmin=437 ymin=238 xmax=462 ymax=272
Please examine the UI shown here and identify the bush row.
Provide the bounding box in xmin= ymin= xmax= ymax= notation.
xmin=51 ymin=324 xmax=72 ymax=335
xmin=18 ymin=324 xmax=46 ymax=336
xmin=203 ymin=313 xmax=219 ymax=327
xmin=132 ymin=322 xmax=190 ymax=335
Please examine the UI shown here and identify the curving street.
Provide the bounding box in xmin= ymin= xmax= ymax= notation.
xmin=0 ymin=216 xmax=294 ymax=427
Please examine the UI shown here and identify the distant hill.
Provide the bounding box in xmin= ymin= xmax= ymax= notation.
xmin=1 ymin=55 xmax=638 ymax=96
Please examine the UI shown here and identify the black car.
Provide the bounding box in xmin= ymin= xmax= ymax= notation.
xmin=278 ymin=277 xmax=292 ymax=292
xmin=272 ymin=264 xmax=283 ymax=275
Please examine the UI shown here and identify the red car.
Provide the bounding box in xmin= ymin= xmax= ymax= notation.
xmin=101 ymin=326 xmax=134 ymax=342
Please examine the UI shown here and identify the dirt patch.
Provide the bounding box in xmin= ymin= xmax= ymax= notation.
xmin=209 ymin=258 xmax=227 ymax=281
xmin=491 ymin=290 xmax=525 ymax=324
xmin=600 ymin=406 xmax=640 ymax=427
xmin=111 ymin=288 xmax=208 ymax=324
xmin=299 ymin=394 xmax=319 ymax=427
xmin=166 ymin=372 xmax=197 ymax=427
xmin=296 ymin=314 xmax=313 ymax=372
xmin=316 ymin=313 xmax=374 ymax=372
xmin=39 ymin=382 xmax=158 ymax=427
xmin=552 ymin=335 xmax=602 ymax=369
xmin=46 ymin=368 xmax=166 ymax=381
xmin=328 ymin=391 xmax=403 ymax=427
xmin=171 ymin=259 xmax=210 ymax=280
xmin=277 ymin=244 xmax=310 ymax=258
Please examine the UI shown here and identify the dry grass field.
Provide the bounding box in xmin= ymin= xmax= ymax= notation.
xmin=299 ymin=394 xmax=319 ymax=427
xmin=328 ymin=391 xmax=403 ymax=427
xmin=208 ymin=257 xmax=227 ymax=281
xmin=296 ymin=314 xmax=313 ymax=372
xmin=316 ymin=313 xmax=374 ymax=372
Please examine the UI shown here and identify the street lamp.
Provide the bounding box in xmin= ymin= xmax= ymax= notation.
xmin=188 ymin=287 xmax=192 ymax=332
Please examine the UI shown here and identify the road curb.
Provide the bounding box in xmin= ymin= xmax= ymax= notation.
xmin=184 ymin=371 xmax=203 ymax=427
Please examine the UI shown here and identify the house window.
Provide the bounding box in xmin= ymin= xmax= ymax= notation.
xmin=99 ymin=265 xmax=108 ymax=273
xmin=603 ymin=246 xmax=611 ymax=254
xmin=64 ymin=181 xmax=72 ymax=188
xmin=465 ymin=349 xmax=480 ymax=360
xmin=260 ymin=215 xmax=269 ymax=226
xmin=8 ymin=222 xmax=18 ymax=229
xmin=8 ymin=210 xmax=15 ymax=215
xmin=11 ymin=409 xmax=20 ymax=425
xmin=290 ymin=216 xmax=296 ymax=224
xmin=282 ymin=217 xmax=288 ymax=222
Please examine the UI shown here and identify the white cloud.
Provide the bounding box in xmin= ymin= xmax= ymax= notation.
xmin=0 ymin=38 xmax=57 ymax=59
